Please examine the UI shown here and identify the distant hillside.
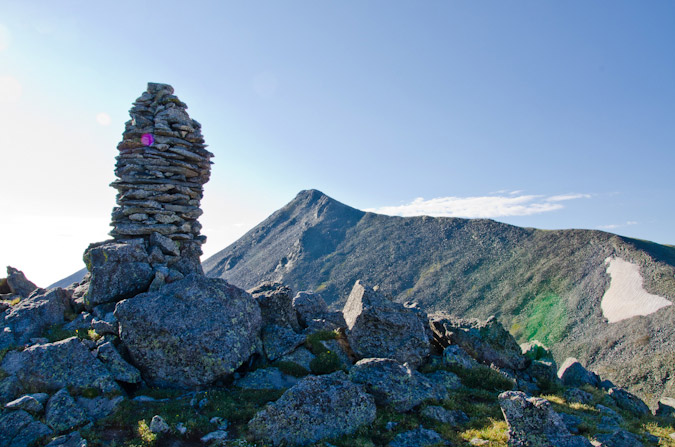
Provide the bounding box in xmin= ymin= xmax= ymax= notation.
xmin=204 ymin=189 xmax=675 ymax=405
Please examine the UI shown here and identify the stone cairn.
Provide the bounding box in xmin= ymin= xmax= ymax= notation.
xmin=110 ymin=82 xmax=213 ymax=261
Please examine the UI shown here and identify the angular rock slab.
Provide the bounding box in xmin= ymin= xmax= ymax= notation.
xmin=3 ymin=287 xmax=70 ymax=344
xmin=45 ymin=389 xmax=89 ymax=433
xmin=343 ymin=281 xmax=430 ymax=368
xmin=499 ymin=391 xmax=593 ymax=447
xmin=557 ymin=358 xmax=600 ymax=388
xmin=6 ymin=266 xmax=39 ymax=298
xmin=248 ymin=371 xmax=376 ymax=446
xmin=608 ymin=387 xmax=650 ymax=417
xmin=0 ymin=410 xmax=52 ymax=447
xmin=115 ymin=274 xmax=262 ymax=387
xmin=349 ymin=358 xmax=448 ymax=412
xmin=83 ymin=240 xmax=153 ymax=306
xmin=430 ymin=314 xmax=527 ymax=371
xmin=250 ymin=282 xmax=301 ymax=332
xmin=1 ymin=338 xmax=120 ymax=395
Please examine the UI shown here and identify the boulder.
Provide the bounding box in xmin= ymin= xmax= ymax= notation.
xmin=96 ymin=342 xmax=142 ymax=384
xmin=150 ymin=415 xmax=170 ymax=434
xmin=349 ymin=358 xmax=448 ymax=412
xmin=261 ymin=325 xmax=306 ymax=362
xmin=0 ymin=410 xmax=52 ymax=447
xmin=608 ymin=387 xmax=650 ymax=417
xmin=248 ymin=371 xmax=376 ymax=446
xmin=429 ymin=314 xmax=527 ymax=371
xmin=499 ymin=391 xmax=593 ymax=447
xmin=83 ymin=240 xmax=154 ymax=306
xmin=389 ymin=427 xmax=446 ymax=447
xmin=292 ymin=291 xmax=328 ymax=327
xmin=526 ymin=359 xmax=559 ymax=384
xmin=442 ymin=345 xmax=479 ymax=369
xmin=1 ymin=337 xmax=120 ymax=395
xmin=3 ymin=288 xmax=70 ymax=344
xmin=342 ymin=281 xmax=430 ymax=368
xmin=235 ymin=367 xmax=298 ymax=390
xmin=0 ymin=375 xmax=23 ymax=406
xmin=596 ymin=429 xmax=644 ymax=447
xmin=420 ymin=406 xmax=469 ymax=425
xmin=76 ymin=395 xmax=124 ymax=421
xmin=115 ymin=274 xmax=262 ymax=387
xmin=564 ymin=388 xmax=594 ymax=405
xmin=656 ymin=397 xmax=675 ymax=417
xmin=45 ymin=389 xmax=89 ymax=433
xmin=557 ymin=358 xmax=600 ymax=388
xmin=250 ymin=282 xmax=301 ymax=332
xmin=6 ymin=267 xmax=38 ymax=298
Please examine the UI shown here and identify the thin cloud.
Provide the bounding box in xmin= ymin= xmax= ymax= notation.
xmin=598 ymin=221 xmax=637 ymax=230
xmin=546 ymin=193 xmax=592 ymax=202
xmin=367 ymin=192 xmax=591 ymax=219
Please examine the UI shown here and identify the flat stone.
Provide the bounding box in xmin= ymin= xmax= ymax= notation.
xmin=249 ymin=371 xmax=376 ymax=446
xmin=349 ymin=358 xmax=447 ymax=412
xmin=45 ymin=389 xmax=89 ymax=433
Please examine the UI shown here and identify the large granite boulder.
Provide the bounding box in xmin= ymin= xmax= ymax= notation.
xmin=499 ymin=391 xmax=593 ymax=447
xmin=342 ymin=281 xmax=430 ymax=368
xmin=261 ymin=325 xmax=306 ymax=362
xmin=5 ymin=267 xmax=38 ymax=298
xmin=115 ymin=273 xmax=262 ymax=387
xmin=45 ymin=389 xmax=89 ymax=433
xmin=608 ymin=387 xmax=650 ymax=417
xmin=3 ymin=288 xmax=70 ymax=344
xmin=656 ymin=397 xmax=675 ymax=417
xmin=249 ymin=282 xmax=301 ymax=332
xmin=0 ymin=338 xmax=120 ymax=395
xmin=429 ymin=314 xmax=527 ymax=371
xmin=557 ymin=358 xmax=600 ymax=388
xmin=96 ymin=342 xmax=142 ymax=384
xmin=83 ymin=240 xmax=154 ymax=306
xmin=0 ymin=410 xmax=52 ymax=447
xmin=248 ymin=371 xmax=376 ymax=446
xmin=293 ymin=291 xmax=329 ymax=327
xmin=349 ymin=358 xmax=447 ymax=412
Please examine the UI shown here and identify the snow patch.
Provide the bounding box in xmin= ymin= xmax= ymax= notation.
xmin=601 ymin=257 xmax=672 ymax=323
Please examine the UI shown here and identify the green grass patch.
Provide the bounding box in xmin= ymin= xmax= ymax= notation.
xmin=445 ymin=364 xmax=515 ymax=392
xmin=309 ymin=351 xmax=344 ymax=375
xmin=86 ymin=387 xmax=284 ymax=446
xmin=272 ymin=361 xmax=310 ymax=378
xmin=523 ymin=292 xmax=568 ymax=346
xmin=306 ymin=330 xmax=339 ymax=355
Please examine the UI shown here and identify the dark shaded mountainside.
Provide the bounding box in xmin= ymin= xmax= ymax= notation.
xmin=204 ymin=189 xmax=675 ymax=405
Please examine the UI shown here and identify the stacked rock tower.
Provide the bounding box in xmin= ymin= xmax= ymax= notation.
xmin=110 ymin=83 xmax=213 ymax=262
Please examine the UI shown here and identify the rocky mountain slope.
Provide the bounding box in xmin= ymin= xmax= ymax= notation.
xmin=203 ymin=189 xmax=675 ymax=405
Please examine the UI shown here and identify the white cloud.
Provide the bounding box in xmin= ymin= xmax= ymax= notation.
xmin=598 ymin=221 xmax=638 ymax=230
xmin=96 ymin=112 xmax=112 ymax=126
xmin=367 ymin=192 xmax=591 ymax=219
xmin=546 ymin=193 xmax=592 ymax=202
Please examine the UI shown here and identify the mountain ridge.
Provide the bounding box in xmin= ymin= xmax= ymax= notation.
xmin=203 ymin=189 xmax=675 ymax=405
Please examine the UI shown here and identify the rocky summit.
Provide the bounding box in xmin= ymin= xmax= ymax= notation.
xmin=1 ymin=84 xmax=675 ymax=446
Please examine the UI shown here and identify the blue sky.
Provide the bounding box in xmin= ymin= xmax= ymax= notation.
xmin=1 ymin=1 xmax=674 ymax=285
